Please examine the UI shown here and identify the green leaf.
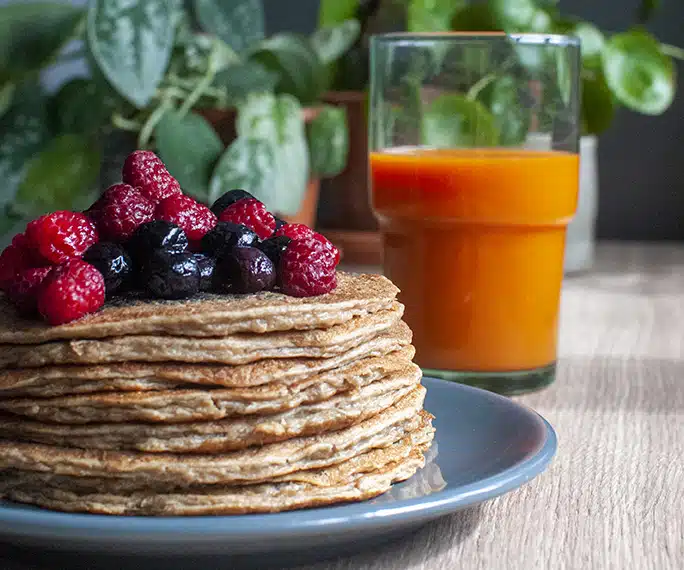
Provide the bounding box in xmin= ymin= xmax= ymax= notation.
xmin=478 ymin=76 xmax=529 ymax=145
xmin=581 ymin=72 xmax=615 ymax=136
xmin=422 ymin=94 xmax=499 ymax=147
xmin=0 ymin=2 xmax=84 ymax=85
xmin=638 ymin=0 xmax=660 ymax=23
xmin=307 ymin=106 xmax=348 ymax=178
xmin=14 ymin=134 xmax=100 ymax=215
xmin=155 ymin=110 xmax=224 ymax=201
xmin=87 ymin=0 xmax=180 ymax=108
xmin=489 ymin=0 xmax=553 ymax=32
xmin=213 ymin=61 xmax=279 ymax=103
xmin=209 ymin=137 xmax=276 ymax=205
xmin=408 ymin=0 xmax=465 ymax=32
xmin=318 ymin=0 xmax=358 ymax=27
xmin=193 ymin=0 xmax=265 ymax=55
xmin=310 ymin=19 xmax=360 ymax=65
xmin=555 ymin=19 xmax=604 ymax=69
xmin=0 ymin=84 xmax=50 ymax=211
xmin=602 ymin=30 xmax=675 ymax=115
xmin=0 ymin=82 xmax=15 ymax=120
xmin=50 ymin=78 xmax=113 ymax=135
xmin=249 ymin=34 xmax=327 ymax=104
xmin=231 ymin=93 xmax=309 ymax=214
xmin=451 ymin=3 xmax=497 ymax=31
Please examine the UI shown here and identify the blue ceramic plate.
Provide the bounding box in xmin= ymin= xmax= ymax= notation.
xmin=0 ymin=378 xmax=556 ymax=559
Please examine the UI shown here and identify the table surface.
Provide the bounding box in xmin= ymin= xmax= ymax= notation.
xmin=2 ymin=242 xmax=683 ymax=570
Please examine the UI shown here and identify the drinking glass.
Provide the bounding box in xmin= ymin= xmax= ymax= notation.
xmin=368 ymin=33 xmax=581 ymax=394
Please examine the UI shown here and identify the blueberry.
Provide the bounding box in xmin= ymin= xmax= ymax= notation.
xmin=210 ymin=189 xmax=255 ymax=216
xmin=83 ymin=242 xmax=132 ymax=296
xmin=274 ymin=217 xmax=287 ymax=231
xmin=128 ymin=221 xmax=188 ymax=265
xmin=258 ymin=236 xmax=291 ymax=267
xmin=215 ymin=246 xmax=275 ymax=294
xmin=141 ymin=251 xmax=200 ymax=299
xmin=201 ymin=222 xmax=259 ymax=256
xmin=192 ymin=253 xmax=216 ymax=292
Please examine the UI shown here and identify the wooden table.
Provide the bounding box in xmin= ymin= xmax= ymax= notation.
xmin=2 ymin=243 xmax=683 ymax=569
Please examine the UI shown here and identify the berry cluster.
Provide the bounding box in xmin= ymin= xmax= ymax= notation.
xmin=0 ymin=151 xmax=340 ymax=325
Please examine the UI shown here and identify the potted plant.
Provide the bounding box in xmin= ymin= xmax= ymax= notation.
xmin=320 ymin=0 xmax=683 ymax=270
xmin=0 ymin=0 xmax=358 ymax=247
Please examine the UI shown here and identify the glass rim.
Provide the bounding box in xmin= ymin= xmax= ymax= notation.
xmin=370 ymin=32 xmax=580 ymax=48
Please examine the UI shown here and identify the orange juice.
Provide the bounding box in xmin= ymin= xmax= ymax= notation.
xmin=370 ymin=148 xmax=579 ymax=373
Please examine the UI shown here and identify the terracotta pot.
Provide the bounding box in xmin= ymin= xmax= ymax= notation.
xmin=281 ymin=178 xmax=320 ymax=227
xmin=198 ymin=107 xmax=321 ymax=225
xmin=319 ymin=91 xmax=377 ymax=232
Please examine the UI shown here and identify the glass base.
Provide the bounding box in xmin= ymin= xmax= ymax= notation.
xmin=421 ymin=362 xmax=556 ymax=396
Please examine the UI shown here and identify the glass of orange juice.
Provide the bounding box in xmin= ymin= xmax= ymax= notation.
xmin=369 ymin=33 xmax=581 ymax=394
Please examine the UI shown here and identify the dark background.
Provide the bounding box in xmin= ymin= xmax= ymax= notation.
xmin=264 ymin=0 xmax=684 ymax=241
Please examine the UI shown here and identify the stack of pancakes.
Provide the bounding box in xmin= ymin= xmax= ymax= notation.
xmin=0 ymin=272 xmax=434 ymax=515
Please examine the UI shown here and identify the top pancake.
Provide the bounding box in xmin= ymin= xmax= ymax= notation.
xmin=0 ymin=272 xmax=398 ymax=344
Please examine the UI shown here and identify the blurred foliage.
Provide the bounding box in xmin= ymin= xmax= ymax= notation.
xmin=322 ymin=0 xmax=681 ymax=139
xmin=0 ymin=0 xmax=356 ymax=243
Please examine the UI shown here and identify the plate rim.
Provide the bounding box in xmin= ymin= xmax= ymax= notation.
xmin=0 ymin=378 xmax=557 ymax=543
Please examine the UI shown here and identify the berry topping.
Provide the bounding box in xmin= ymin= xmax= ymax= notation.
xmin=218 ymin=198 xmax=275 ymax=240
xmin=210 ymin=189 xmax=255 ymax=216
xmin=192 ymin=253 xmax=216 ymax=292
xmin=25 ymin=211 xmax=98 ymax=265
xmin=215 ymin=246 xmax=275 ymax=294
xmin=7 ymin=267 xmax=53 ymax=314
xmin=155 ymin=194 xmax=217 ymax=242
xmin=128 ymin=221 xmax=189 ymax=264
xmin=274 ymin=223 xmax=314 ymax=241
xmin=141 ymin=250 xmax=200 ymax=299
xmin=258 ymin=235 xmax=291 ymax=267
xmin=83 ymin=242 xmax=133 ymax=296
xmin=122 ymin=150 xmax=181 ymax=204
xmin=275 ymin=223 xmax=340 ymax=266
xmin=37 ymin=260 xmax=105 ymax=325
xmin=0 ymin=235 xmax=39 ymax=291
xmin=89 ymin=184 xmax=155 ymax=242
xmin=201 ymin=222 xmax=259 ymax=256
xmin=279 ymin=238 xmax=337 ymax=297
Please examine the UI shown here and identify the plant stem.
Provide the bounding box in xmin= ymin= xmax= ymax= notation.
xmin=467 ymin=74 xmax=497 ymax=101
xmin=55 ymin=47 xmax=87 ymax=65
xmin=178 ymin=42 xmax=222 ymax=117
xmin=138 ymin=99 xmax=172 ymax=148
xmin=111 ymin=113 xmax=142 ymax=132
xmin=661 ymin=43 xmax=684 ymax=61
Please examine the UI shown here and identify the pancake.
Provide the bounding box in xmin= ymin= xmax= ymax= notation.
xmin=0 ymin=368 xmax=422 ymax=452
xmin=0 ymin=326 xmax=413 ymax=399
xmin=0 ymin=388 xmax=427 ymax=485
xmin=0 ymin=273 xmax=398 ymax=344
xmin=0 ymin=304 xmax=403 ymax=369
xmin=0 ymin=357 xmax=419 ymax=425
xmin=0 ymin=426 xmax=434 ymax=515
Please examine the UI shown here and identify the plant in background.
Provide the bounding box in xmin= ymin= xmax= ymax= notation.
xmin=0 ymin=0 xmax=359 ymax=245
xmin=322 ymin=0 xmax=683 ymax=141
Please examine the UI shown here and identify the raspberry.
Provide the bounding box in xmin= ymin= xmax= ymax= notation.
xmin=25 ymin=211 xmax=99 ymax=265
xmin=7 ymin=267 xmax=53 ymax=314
xmin=219 ymin=198 xmax=275 ymax=240
xmin=0 ymin=234 xmax=39 ymax=291
xmin=89 ymin=184 xmax=155 ymax=242
xmin=274 ymin=223 xmax=314 ymax=241
xmin=37 ymin=260 xmax=105 ymax=325
xmin=155 ymin=194 xmax=217 ymax=242
xmin=122 ymin=150 xmax=181 ymax=204
xmin=275 ymin=224 xmax=340 ymax=266
xmin=279 ymin=237 xmax=337 ymax=297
